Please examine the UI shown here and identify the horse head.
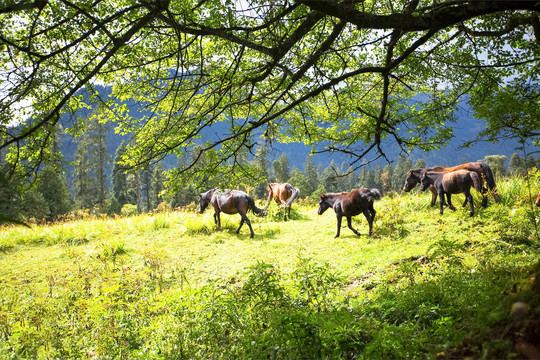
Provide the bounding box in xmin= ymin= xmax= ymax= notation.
xmin=402 ymin=169 xmax=421 ymax=192
xmin=419 ymin=171 xmax=433 ymax=191
xmin=198 ymin=187 xmax=220 ymax=213
xmin=317 ymin=194 xmax=331 ymax=215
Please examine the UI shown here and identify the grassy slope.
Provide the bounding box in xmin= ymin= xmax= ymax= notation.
xmin=1 ymin=178 xmax=539 ymax=359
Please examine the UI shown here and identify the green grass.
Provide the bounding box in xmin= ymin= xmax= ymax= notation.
xmin=0 ymin=177 xmax=539 ymax=359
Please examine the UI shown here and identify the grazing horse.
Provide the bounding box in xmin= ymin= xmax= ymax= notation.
xmin=536 ymin=189 xmax=540 ymax=207
xmin=402 ymin=168 xmax=444 ymax=206
xmin=403 ymin=162 xmax=499 ymax=207
xmin=317 ymin=188 xmax=381 ymax=238
xmin=199 ymin=188 xmax=267 ymax=238
xmin=420 ymin=169 xmax=482 ymax=217
xmin=263 ymin=183 xmax=300 ymax=221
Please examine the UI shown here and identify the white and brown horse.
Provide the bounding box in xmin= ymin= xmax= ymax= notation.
xmin=263 ymin=183 xmax=300 ymax=221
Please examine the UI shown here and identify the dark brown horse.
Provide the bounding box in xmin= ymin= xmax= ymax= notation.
xmin=199 ymin=188 xmax=267 ymax=238
xmin=420 ymin=169 xmax=482 ymax=217
xmin=263 ymin=183 xmax=300 ymax=221
xmin=403 ymin=162 xmax=499 ymax=207
xmin=402 ymin=168 xmax=443 ymax=206
xmin=317 ymin=188 xmax=381 ymax=238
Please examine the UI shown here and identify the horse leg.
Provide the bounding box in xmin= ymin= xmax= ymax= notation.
xmin=369 ymin=203 xmax=376 ymax=222
xmin=235 ymin=218 xmax=244 ymax=234
xmin=447 ymin=194 xmax=456 ymax=211
xmin=466 ymin=190 xmax=474 ymax=216
xmin=430 ymin=187 xmax=438 ymax=207
xmin=363 ymin=209 xmax=375 ymax=236
xmin=287 ymin=204 xmax=292 ymax=220
xmin=335 ymin=215 xmax=342 ymax=238
xmin=462 ymin=195 xmax=469 ymax=207
xmin=214 ymin=212 xmax=221 ymax=229
xmin=346 ymin=216 xmax=360 ymax=236
xmin=236 ymin=212 xmax=255 ymax=238
xmin=439 ymin=192 xmax=445 ymax=215
xmin=244 ymin=215 xmax=255 ymax=238
xmin=283 ymin=203 xmax=287 ymax=221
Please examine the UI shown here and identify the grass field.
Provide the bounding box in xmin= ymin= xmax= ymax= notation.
xmin=1 ymin=178 xmax=539 ymax=359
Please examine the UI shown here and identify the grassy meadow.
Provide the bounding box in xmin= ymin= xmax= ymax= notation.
xmin=1 ymin=177 xmax=539 ymax=359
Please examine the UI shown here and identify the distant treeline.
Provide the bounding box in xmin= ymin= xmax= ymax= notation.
xmin=1 ymin=123 xmax=538 ymax=223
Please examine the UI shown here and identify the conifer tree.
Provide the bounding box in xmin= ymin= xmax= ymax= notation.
xmin=413 ymin=159 xmax=426 ymax=169
xmin=37 ymin=165 xmax=71 ymax=220
xmin=272 ymin=153 xmax=290 ymax=183
xmin=357 ymin=160 xmax=369 ymax=187
xmin=111 ymin=141 xmax=130 ymax=208
xmin=73 ymin=126 xmax=96 ymax=210
xmin=253 ymin=143 xmax=270 ymax=199
xmin=372 ymin=165 xmax=383 ymax=190
xmin=321 ymin=160 xmax=339 ymax=193
xmin=72 ymin=109 xmax=111 ymax=211
xmin=392 ymin=155 xmax=412 ymax=192
xmin=153 ymin=162 xmax=166 ymax=207
xmin=140 ymin=163 xmax=154 ymax=212
xmin=343 ymin=165 xmax=357 ymax=191
xmin=303 ymin=156 xmax=319 ymax=196
xmin=287 ymin=168 xmax=308 ymax=196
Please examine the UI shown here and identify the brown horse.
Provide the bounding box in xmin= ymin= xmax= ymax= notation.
xmin=263 ymin=183 xmax=300 ymax=221
xmin=420 ymin=169 xmax=482 ymax=217
xmin=403 ymin=162 xmax=499 ymax=207
xmin=536 ymin=189 xmax=540 ymax=207
xmin=402 ymin=168 xmax=443 ymax=206
xmin=317 ymin=188 xmax=381 ymax=238
xmin=199 ymin=188 xmax=267 ymax=238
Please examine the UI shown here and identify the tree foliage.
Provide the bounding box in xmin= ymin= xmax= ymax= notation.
xmin=1 ymin=1 xmax=539 ymax=187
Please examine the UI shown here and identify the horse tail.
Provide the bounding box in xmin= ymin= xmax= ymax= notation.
xmin=480 ymin=162 xmax=500 ymax=202
xmin=366 ymin=188 xmax=382 ymax=201
xmin=469 ymin=172 xmax=482 ymax=194
xmin=261 ymin=185 xmax=273 ymax=211
xmin=285 ymin=186 xmax=300 ymax=207
xmin=480 ymin=162 xmax=496 ymax=190
xmin=248 ymin=195 xmax=267 ymax=217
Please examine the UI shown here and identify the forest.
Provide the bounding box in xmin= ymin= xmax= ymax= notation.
xmin=1 ymin=122 xmax=538 ymax=222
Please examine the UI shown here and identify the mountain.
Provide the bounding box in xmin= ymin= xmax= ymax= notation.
xmin=59 ymin=87 xmax=525 ymax=174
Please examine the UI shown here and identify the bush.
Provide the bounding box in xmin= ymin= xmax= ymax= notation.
xmin=121 ymin=204 xmax=138 ymax=217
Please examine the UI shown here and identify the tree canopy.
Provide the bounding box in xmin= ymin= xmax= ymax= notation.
xmin=1 ymin=0 xmax=539 ymax=186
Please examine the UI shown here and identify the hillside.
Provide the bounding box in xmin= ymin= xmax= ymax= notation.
xmin=59 ymin=87 xmax=523 ymax=172
xmin=0 ymin=177 xmax=539 ymax=359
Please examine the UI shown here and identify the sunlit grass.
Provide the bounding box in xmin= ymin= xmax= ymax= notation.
xmin=0 ymin=177 xmax=538 ymax=359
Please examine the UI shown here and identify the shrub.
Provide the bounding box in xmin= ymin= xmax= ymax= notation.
xmin=121 ymin=204 xmax=138 ymax=217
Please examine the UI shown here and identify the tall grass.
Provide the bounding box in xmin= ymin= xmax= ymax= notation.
xmin=0 ymin=177 xmax=538 ymax=359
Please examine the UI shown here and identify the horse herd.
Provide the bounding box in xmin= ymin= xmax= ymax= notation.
xmin=199 ymin=162 xmax=538 ymax=239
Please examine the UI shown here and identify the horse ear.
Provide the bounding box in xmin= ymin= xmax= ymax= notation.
xmin=198 ymin=194 xmax=202 ymax=198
